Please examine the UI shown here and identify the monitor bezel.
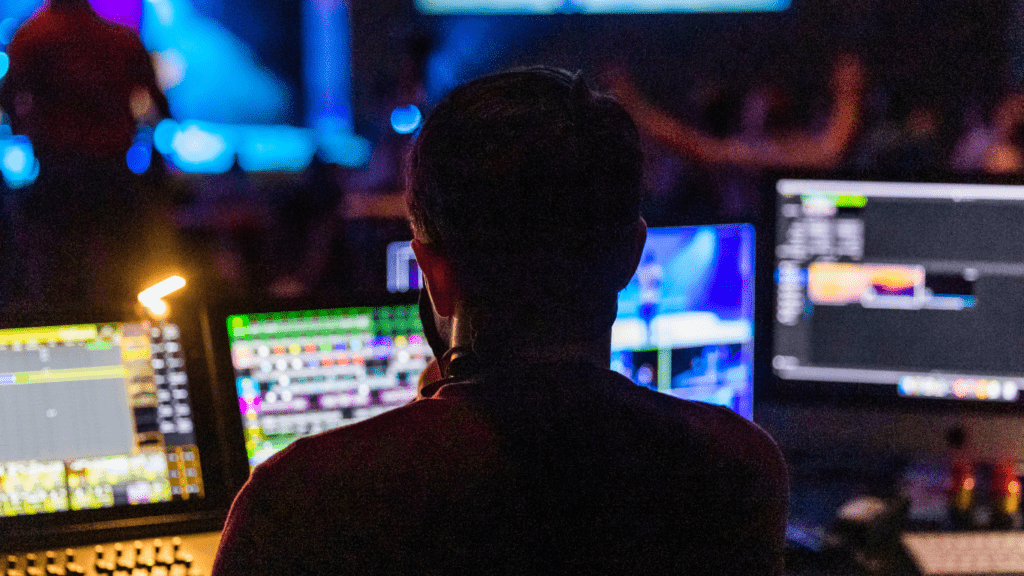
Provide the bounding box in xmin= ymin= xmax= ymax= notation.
xmin=754 ymin=170 xmax=1024 ymax=415
xmin=0 ymin=297 xmax=236 ymax=551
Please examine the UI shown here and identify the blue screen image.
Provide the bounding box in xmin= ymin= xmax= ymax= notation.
xmin=612 ymin=224 xmax=755 ymax=418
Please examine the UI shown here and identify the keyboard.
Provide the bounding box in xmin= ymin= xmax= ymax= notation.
xmin=4 ymin=532 xmax=220 ymax=576
xmin=902 ymin=531 xmax=1024 ymax=575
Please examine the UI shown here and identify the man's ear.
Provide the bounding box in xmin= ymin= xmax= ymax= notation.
xmin=617 ymin=217 xmax=648 ymax=290
xmin=411 ymin=239 xmax=459 ymax=318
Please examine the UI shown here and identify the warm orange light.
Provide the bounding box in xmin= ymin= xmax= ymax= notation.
xmin=138 ymin=275 xmax=186 ymax=318
xmin=138 ymin=275 xmax=186 ymax=303
xmin=1009 ymin=480 xmax=1021 ymax=495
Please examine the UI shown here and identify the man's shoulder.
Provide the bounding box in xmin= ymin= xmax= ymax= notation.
xmin=252 ymin=397 xmax=474 ymax=479
xmin=630 ymin=383 xmax=782 ymax=467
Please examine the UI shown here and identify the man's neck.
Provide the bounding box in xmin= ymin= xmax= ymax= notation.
xmin=448 ymin=312 xmax=613 ymax=369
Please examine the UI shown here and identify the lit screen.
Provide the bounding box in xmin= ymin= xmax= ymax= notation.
xmin=612 ymin=224 xmax=756 ymax=419
xmin=772 ymin=179 xmax=1024 ymax=403
xmin=227 ymin=306 xmax=432 ymax=469
xmin=416 ymin=0 xmax=790 ymax=14
xmin=386 ymin=241 xmax=422 ymax=294
xmin=0 ymin=322 xmax=204 ymax=517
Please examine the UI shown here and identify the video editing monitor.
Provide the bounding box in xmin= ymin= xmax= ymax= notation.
xmin=768 ymin=178 xmax=1024 ymax=405
xmin=611 ymin=224 xmax=756 ymax=419
xmin=0 ymin=308 xmax=231 ymax=550
xmin=224 ymin=303 xmax=433 ymax=469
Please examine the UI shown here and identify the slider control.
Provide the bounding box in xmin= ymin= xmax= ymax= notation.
xmin=7 ymin=555 xmax=25 ymax=576
xmin=43 ymin=552 xmax=63 ymax=576
xmin=25 ymin=554 xmax=42 ymax=576
xmin=64 ymin=550 xmax=84 ymax=576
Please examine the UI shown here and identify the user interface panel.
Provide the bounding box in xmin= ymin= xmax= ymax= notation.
xmin=227 ymin=305 xmax=432 ymax=469
xmin=612 ymin=224 xmax=756 ymax=418
xmin=0 ymin=322 xmax=203 ymax=517
xmin=772 ymin=179 xmax=1024 ymax=403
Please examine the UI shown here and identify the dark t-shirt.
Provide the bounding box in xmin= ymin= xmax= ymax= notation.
xmin=213 ymin=362 xmax=788 ymax=575
xmin=0 ymin=3 xmax=165 ymax=160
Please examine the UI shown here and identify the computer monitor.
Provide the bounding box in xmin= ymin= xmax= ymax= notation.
xmin=222 ymin=301 xmax=432 ymax=469
xmin=0 ymin=307 xmax=231 ymax=550
xmin=767 ymin=178 xmax=1024 ymax=405
xmin=612 ymin=223 xmax=756 ymax=419
xmin=753 ymin=175 xmax=1024 ymax=464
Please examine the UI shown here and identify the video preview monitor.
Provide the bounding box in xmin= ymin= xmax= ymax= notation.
xmin=0 ymin=321 xmax=203 ymax=519
xmin=226 ymin=303 xmax=433 ymax=469
xmin=386 ymin=226 xmax=756 ymax=418
xmin=611 ymin=224 xmax=755 ymax=419
xmin=769 ymin=178 xmax=1024 ymax=405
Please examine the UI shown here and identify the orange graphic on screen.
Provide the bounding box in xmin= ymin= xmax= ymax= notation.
xmin=808 ymin=263 xmax=925 ymax=304
xmin=807 ymin=263 xmax=867 ymax=304
xmin=866 ymin=265 xmax=924 ymax=296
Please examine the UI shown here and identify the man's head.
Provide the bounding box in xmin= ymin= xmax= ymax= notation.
xmin=406 ymin=67 xmax=646 ymax=350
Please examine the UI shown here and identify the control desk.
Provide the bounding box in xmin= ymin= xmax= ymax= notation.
xmin=5 ymin=533 xmax=220 ymax=576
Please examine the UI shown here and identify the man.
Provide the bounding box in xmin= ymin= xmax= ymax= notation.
xmin=0 ymin=0 xmax=168 ymax=160
xmin=0 ymin=0 xmax=170 ymax=309
xmin=213 ymin=67 xmax=787 ymax=575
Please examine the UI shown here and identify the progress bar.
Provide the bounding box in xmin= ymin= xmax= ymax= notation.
xmin=0 ymin=365 xmax=127 ymax=385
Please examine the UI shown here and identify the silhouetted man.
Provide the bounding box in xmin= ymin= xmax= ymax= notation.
xmin=213 ymin=67 xmax=788 ymax=575
xmin=0 ymin=0 xmax=170 ymax=309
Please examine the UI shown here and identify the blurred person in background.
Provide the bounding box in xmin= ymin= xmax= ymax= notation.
xmin=952 ymin=90 xmax=1024 ymax=174
xmin=609 ymin=54 xmax=864 ymax=218
xmin=0 ymin=0 xmax=170 ymax=311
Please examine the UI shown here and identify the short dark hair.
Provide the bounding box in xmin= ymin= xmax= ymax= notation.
xmin=406 ymin=66 xmax=644 ymax=335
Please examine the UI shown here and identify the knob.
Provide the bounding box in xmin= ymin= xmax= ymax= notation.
xmin=6 ymin=555 xmax=24 ymax=576
xmin=115 ymin=544 xmax=134 ymax=571
xmin=43 ymin=552 xmax=62 ymax=576
xmin=63 ymin=550 xmax=83 ymax=576
xmin=93 ymin=546 xmax=106 ymax=572
xmin=25 ymin=554 xmax=42 ymax=576
xmin=153 ymin=539 xmax=173 ymax=568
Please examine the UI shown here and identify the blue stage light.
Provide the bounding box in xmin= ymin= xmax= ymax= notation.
xmin=127 ymin=143 xmax=152 ymax=174
xmin=3 ymin=143 xmax=27 ymax=173
xmin=0 ymin=18 xmax=17 ymax=45
xmin=0 ymin=53 xmax=9 ymax=79
xmin=317 ymin=131 xmax=372 ymax=168
xmin=236 ymin=125 xmax=315 ymax=173
xmin=1 ymin=135 xmax=38 ymax=188
xmin=390 ymin=105 xmax=423 ymax=134
xmin=153 ymin=119 xmax=178 ymax=155
xmin=169 ymin=122 xmax=235 ymax=173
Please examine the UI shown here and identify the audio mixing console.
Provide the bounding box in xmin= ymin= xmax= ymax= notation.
xmin=4 ymin=533 xmax=220 ymax=576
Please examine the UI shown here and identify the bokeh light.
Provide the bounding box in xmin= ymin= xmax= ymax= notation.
xmin=127 ymin=143 xmax=152 ymax=174
xmin=0 ymin=18 xmax=18 ymax=45
xmin=390 ymin=105 xmax=423 ymax=134
xmin=1 ymin=136 xmax=38 ymax=188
